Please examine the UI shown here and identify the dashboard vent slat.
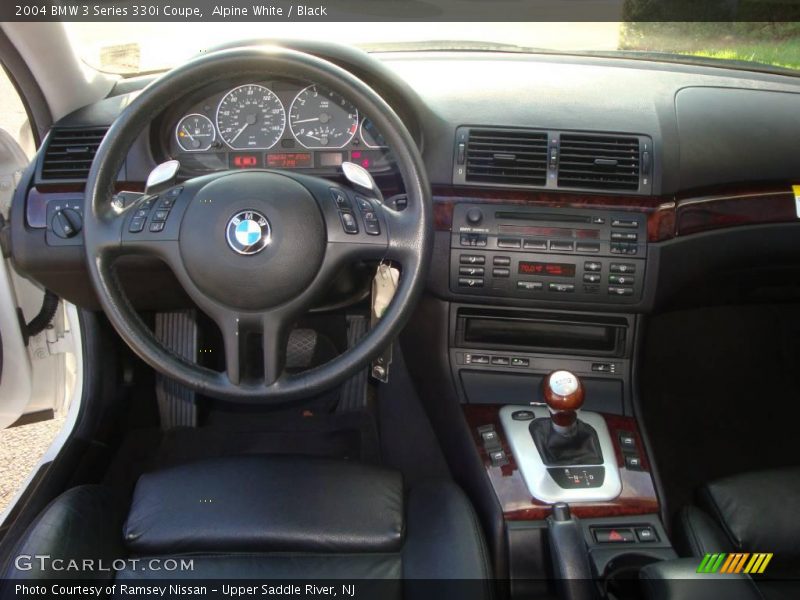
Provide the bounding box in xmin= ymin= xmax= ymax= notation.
xmin=465 ymin=128 xmax=548 ymax=186
xmin=41 ymin=127 xmax=108 ymax=181
xmin=557 ymin=133 xmax=640 ymax=191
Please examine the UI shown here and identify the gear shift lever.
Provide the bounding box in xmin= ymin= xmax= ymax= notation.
xmin=499 ymin=370 xmax=622 ymax=502
xmin=543 ymin=370 xmax=585 ymax=437
xmin=530 ymin=370 xmax=603 ymax=466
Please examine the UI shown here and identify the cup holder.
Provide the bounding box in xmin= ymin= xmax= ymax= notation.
xmin=602 ymin=553 xmax=662 ymax=600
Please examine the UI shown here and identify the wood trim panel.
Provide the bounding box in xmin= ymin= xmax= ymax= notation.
xmin=433 ymin=184 xmax=800 ymax=243
xmin=674 ymin=188 xmax=797 ymax=237
xmin=463 ymin=404 xmax=658 ymax=521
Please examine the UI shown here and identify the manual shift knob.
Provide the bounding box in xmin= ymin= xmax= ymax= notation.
xmin=543 ymin=370 xmax=585 ymax=436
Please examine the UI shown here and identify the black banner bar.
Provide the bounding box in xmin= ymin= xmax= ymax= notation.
xmin=4 ymin=0 xmax=800 ymax=22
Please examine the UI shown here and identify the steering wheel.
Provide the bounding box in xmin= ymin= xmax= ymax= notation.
xmin=83 ymin=46 xmax=432 ymax=403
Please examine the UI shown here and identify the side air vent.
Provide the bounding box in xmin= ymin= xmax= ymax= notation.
xmin=557 ymin=134 xmax=640 ymax=191
xmin=465 ymin=128 xmax=548 ymax=186
xmin=40 ymin=127 xmax=108 ymax=181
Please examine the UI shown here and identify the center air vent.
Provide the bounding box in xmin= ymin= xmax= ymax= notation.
xmin=557 ymin=134 xmax=640 ymax=191
xmin=465 ymin=128 xmax=548 ymax=186
xmin=40 ymin=127 xmax=108 ymax=181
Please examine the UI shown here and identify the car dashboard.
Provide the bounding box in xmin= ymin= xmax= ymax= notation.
xmin=8 ymin=41 xmax=800 ymax=589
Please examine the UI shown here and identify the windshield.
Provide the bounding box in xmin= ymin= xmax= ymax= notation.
xmin=66 ymin=22 xmax=800 ymax=75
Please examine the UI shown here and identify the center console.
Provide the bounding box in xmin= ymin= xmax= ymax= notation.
xmin=445 ymin=202 xmax=673 ymax=598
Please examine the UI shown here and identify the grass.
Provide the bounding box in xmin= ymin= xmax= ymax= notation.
xmin=680 ymin=40 xmax=800 ymax=70
xmin=620 ymin=23 xmax=800 ymax=72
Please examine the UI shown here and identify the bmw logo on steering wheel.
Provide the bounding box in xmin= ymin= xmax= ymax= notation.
xmin=226 ymin=210 xmax=272 ymax=255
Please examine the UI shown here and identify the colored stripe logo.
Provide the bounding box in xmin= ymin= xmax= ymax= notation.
xmin=697 ymin=553 xmax=773 ymax=574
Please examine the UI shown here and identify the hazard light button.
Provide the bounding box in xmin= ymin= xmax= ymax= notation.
xmin=593 ymin=527 xmax=636 ymax=543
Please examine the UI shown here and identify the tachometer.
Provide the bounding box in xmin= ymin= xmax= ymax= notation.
xmin=289 ymin=85 xmax=358 ymax=149
xmin=216 ymin=84 xmax=286 ymax=150
xmin=175 ymin=113 xmax=215 ymax=152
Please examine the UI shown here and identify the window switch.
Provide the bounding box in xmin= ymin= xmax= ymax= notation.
xmin=625 ymin=455 xmax=642 ymax=470
xmin=480 ymin=429 xmax=500 ymax=447
xmin=619 ymin=432 xmax=636 ymax=451
xmin=489 ymin=449 xmax=508 ymax=467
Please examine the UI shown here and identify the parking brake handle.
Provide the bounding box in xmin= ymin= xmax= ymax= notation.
xmin=547 ymin=502 xmax=598 ymax=600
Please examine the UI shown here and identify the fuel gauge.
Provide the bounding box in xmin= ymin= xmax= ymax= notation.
xmin=175 ymin=113 xmax=216 ymax=152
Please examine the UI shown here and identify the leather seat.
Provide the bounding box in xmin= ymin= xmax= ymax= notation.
xmin=674 ymin=467 xmax=800 ymax=600
xmin=2 ymin=456 xmax=493 ymax=598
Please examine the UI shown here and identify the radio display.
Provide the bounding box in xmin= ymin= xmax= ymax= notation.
xmin=266 ymin=152 xmax=313 ymax=169
xmin=518 ymin=261 xmax=576 ymax=278
xmin=498 ymin=225 xmax=600 ymax=239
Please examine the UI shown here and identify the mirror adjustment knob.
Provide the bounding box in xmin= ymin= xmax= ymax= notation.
xmin=466 ymin=208 xmax=483 ymax=225
xmin=51 ymin=208 xmax=83 ymax=238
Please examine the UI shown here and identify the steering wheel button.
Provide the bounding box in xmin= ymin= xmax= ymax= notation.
xmin=134 ymin=208 xmax=150 ymax=219
xmin=355 ymin=196 xmax=373 ymax=212
xmin=331 ymin=188 xmax=350 ymax=209
xmin=128 ymin=217 xmax=145 ymax=233
xmin=159 ymin=197 xmax=175 ymax=209
xmin=149 ymin=222 xmax=165 ymax=233
xmin=152 ymin=209 xmax=170 ymax=222
xmin=364 ymin=220 xmax=380 ymax=236
xmin=340 ymin=211 xmax=359 ymax=234
xmin=165 ymin=186 xmax=184 ymax=198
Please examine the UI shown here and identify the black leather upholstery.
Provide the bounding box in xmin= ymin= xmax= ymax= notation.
xmin=697 ymin=467 xmax=800 ymax=562
xmin=2 ymin=485 xmax=127 ymax=581
xmin=124 ymin=456 xmax=403 ymax=554
xmin=673 ymin=468 xmax=800 ymax=600
xmin=674 ymin=505 xmax=733 ymax=557
xmin=640 ymin=558 xmax=764 ymax=600
xmin=2 ymin=456 xmax=492 ymax=597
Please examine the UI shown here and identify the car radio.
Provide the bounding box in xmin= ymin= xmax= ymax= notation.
xmin=449 ymin=204 xmax=647 ymax=304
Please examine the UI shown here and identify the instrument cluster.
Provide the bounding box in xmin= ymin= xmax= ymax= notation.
xmin=162 ymin=79 xmax=393 ymax=175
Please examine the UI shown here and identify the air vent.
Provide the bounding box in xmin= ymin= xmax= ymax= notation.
xmin=557 ymin=134 xmax=640 ymax=191
xmin=465 ymin=128 xmax=548 ymax=186
xmin=41 ymin=127 xmax=108 ymax=180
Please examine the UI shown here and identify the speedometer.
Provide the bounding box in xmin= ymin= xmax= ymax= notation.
xmin=289 ymin=85 xmax=358 ymax=149
xmin=216 ymin=84 xmax=286 ymax=150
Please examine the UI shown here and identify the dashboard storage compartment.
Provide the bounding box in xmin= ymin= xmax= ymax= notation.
xmin=449 ymin=305 xmax=635 ymax=414
xmin=456 ymin=308 xmax=627 ymax=357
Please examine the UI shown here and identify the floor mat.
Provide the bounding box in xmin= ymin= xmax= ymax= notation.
xmin=641 ymin=303 xmax=800 ymax=523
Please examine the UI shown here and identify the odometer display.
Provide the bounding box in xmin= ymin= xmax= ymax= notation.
xmin=216 ymin=84 xmax=286 ymax=150
xmin=267 ymin=152 xmax=313 ymax=169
